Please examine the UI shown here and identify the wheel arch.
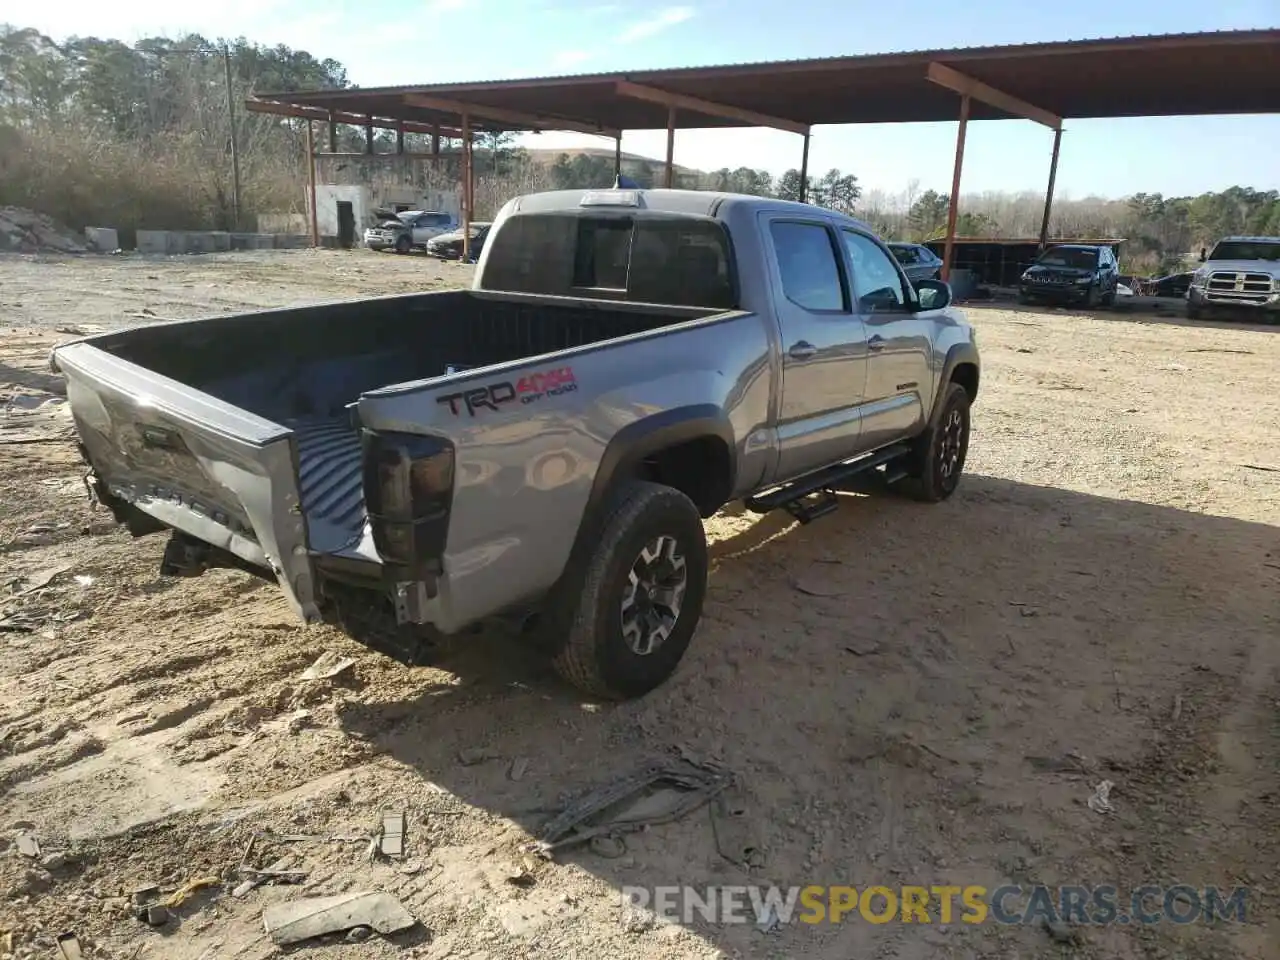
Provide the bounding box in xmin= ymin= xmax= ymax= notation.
xmin=585 ymin=404 xmax=737 ymax=523
xmin=929 ymin=344 xmax=980 ymax=427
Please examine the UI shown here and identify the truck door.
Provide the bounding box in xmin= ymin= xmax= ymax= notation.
xmin=840 ymin=228 xmax=932 ymax=450
xmin=763 ymin=215 xmax=870 ymax=482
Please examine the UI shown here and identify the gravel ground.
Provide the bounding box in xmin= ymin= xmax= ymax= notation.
xmin=0 ymin=249 xmax=1277 ymax=960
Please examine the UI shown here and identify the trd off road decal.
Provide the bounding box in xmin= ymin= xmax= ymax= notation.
xmin=437 ymin=366 xmax=578 ymax=417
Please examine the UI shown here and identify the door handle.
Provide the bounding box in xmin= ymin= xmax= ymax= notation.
xmin=868 ymin=335 xmax=886 ymax=351
xmin=788 ymin=341 xmax=817 ymax=360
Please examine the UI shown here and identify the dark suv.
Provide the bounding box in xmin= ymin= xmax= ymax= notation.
xmin=1018 ymin=244 xmax=1120 ymax=307
xmin=887 ymin=242 xmax=944 ymax=284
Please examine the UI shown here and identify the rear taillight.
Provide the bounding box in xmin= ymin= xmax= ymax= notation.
xmin=361 ymin=430 xmax=454 ymax=584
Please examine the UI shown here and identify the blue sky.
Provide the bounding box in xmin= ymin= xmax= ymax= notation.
xmin=23 ymin=0 xmax=1280 ymax=198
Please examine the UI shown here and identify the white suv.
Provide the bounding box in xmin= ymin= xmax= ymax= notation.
xmin=364 ymin=211 xmax=455 ymax=254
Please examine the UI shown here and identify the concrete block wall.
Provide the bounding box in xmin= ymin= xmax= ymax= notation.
xmin=84 ymin=227 xmax=119 ymax=252
xmin=133 ymin=230 xmax=309 ymax=254
xmin=136 ymin=230 xmax=169 ymax=254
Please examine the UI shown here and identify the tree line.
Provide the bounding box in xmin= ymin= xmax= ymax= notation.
xmin=2 ymin=22 xmax=1277 ymax=274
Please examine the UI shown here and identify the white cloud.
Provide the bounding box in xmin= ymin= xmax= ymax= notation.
xmin=615 ymin=6 xmax=694 ymax=44
xmin=551 ymin=49 xmax=592 ymax=69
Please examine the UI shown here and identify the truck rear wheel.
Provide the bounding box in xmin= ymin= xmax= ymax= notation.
xmin=547 ymin=481 xmax=708 ymax=700
xmin=905 ymin=382 xmax=971 ymax=503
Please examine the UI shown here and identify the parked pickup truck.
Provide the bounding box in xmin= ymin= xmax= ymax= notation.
xmin=51 ymin=188 xmax=980 ymax=700
xmin=1187 ymin=236 xmax=1280 ymax=320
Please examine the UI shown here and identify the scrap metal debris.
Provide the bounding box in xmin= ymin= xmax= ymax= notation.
xmin=233 ymin=852 xmax=306 ymax=898
xmin=6 ymin=563 xmax=71 ymax=599
xmin=300 ymin=651 xmax=357 ymax=681
xmin=458 ymin=746 xmax=500 ymax=766
xmin=139 ymin=905 xmax=170 ymax=927
xmin=509 ymin=757 xmax=529 ymax=782
xmin=14 ymin=830 xmax=40 ymax=858
xmin=710 ymin=784 xmax=765 ymax=869
xmin=1087 ymin=780 xmax=1115 ymax=815
xmin=533 ymin=757 xmax=732 ymax=858
xmin=262 ymin=892 xmax=417 ymax=945
xmin=55 ymin=932 xmax=83 ymax=960
xmin=757 ymin=902 xmax=782 ymax=934
xmin=379 ymin=811 xmax=406 ymax=859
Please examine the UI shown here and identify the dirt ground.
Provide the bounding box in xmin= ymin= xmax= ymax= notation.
xmin=1 ymin=249 xmax=1277 ymax=960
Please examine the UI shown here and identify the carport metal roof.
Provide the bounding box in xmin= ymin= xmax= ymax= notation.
xmin=253 ymin=29 xmax=1280 ymax=266
xmin=252 ymin=30 xmax=1280 ymax=134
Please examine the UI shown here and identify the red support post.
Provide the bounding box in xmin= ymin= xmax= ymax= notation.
xmin=941 ymin=94 xmax=970 ymax=283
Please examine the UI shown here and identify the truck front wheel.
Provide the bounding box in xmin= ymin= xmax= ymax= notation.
xmin=906 ymin=382 xmax=971 ymax=502
xmin=547 ymin=481 xmax=708 ymax=700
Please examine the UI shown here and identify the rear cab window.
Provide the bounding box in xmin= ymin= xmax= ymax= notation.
xmin=481 ymin=213 xmax=737 ymax=309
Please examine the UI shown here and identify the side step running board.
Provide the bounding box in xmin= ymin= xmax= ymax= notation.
xmin=745 ymin=443 xmax=912 ymax=523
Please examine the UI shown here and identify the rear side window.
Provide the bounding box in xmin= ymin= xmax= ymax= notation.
xmin=891 ymin=245 xmax=920 ymax=264
xmin=481 ymin=213 xmax=736 ymax=308
xmin=770 ymin=221 xmax=846 ymax=312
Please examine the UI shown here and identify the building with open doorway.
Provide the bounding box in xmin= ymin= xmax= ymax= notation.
xmin=305 ymin=153 xmax=462 ymax=248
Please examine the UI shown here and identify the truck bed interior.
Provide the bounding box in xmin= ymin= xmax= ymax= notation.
xmin=86 ymin=290 xmax=722 ymax=556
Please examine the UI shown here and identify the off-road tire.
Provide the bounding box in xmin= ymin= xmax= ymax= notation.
xmin=394 ymin=235 xmax=411 ymax=254
xmin=1186 ymin=301 xmax=1201 ymax=320
xmin=1084 ymin=283 xmax=1099 ymax=308
xmin=546 ymin=481 xmax=708 ymax=700
xmin=905 ymin=382 xmax=971 ymax=503
xmin=1101 ymin=286 xmax=1116 ymax=307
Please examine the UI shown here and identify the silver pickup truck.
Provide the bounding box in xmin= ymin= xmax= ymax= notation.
xmin=52 ymin=188 xmax=980 ymax=700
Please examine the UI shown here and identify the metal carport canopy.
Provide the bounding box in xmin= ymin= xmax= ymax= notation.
xmin=251 ymin=29 xmax=1280 ymax=265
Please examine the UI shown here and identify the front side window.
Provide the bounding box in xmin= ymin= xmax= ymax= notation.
xmin=842 ymin=230 xmax=909 ymax=313
xmin=769 ymin=221 xmax=846 ymax=312
xmin=890 ymin=244 xmax=920 ymax=265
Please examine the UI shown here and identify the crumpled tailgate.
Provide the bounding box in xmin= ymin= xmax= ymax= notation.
xmin=53 ymin=341 xmax=320 ymax=620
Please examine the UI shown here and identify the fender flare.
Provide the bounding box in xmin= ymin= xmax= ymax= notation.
xmin=553 ymin=404 xmax=735 ymax=590
xmin=583 ymin=404 xmax=737 ymax=523
xmin=928 ymin=343 xmax=980 ymax=428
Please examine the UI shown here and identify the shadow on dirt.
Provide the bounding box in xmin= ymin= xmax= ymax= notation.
xmin=0 ymin=361 xmax=67 ymax=397
xmin=337 ymin=475 xmax=1278 ymax=957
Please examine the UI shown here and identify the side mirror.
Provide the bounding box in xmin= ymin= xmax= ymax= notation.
xmin=915 ymin=277 xmax=952 ymax=311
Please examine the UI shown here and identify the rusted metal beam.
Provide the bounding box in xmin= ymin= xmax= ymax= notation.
xmin=365 ymin=117 xmax=374 ymax=154
xmin=941 ymin=94 xmax=970 ymax=283
xmin=926 ymin=62 xmax=1061 ymax=130
xmin=327 ymin=110 xmax=336 ymax=152
xmin=1038 ymin=127 xmax=1063 ymax=252
xmin=306 ymin=120 xmax=319 ymax=247
xmin=401 ymin=93 xmax=619 ymax=139
xmin=798 ymin=131 xmax=810 ymax=204
xmin=614 ymin=79 xmax=809 ymax=135
xmin=396 ymin=122 xmax=405 ymax=154
xmin=664 ymin=107 xmax=675 ymax=188
xmin=245 ymin=99 xmax=462 ymax=137
xmin=614 ymin=136 xmax=622 ymax=182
